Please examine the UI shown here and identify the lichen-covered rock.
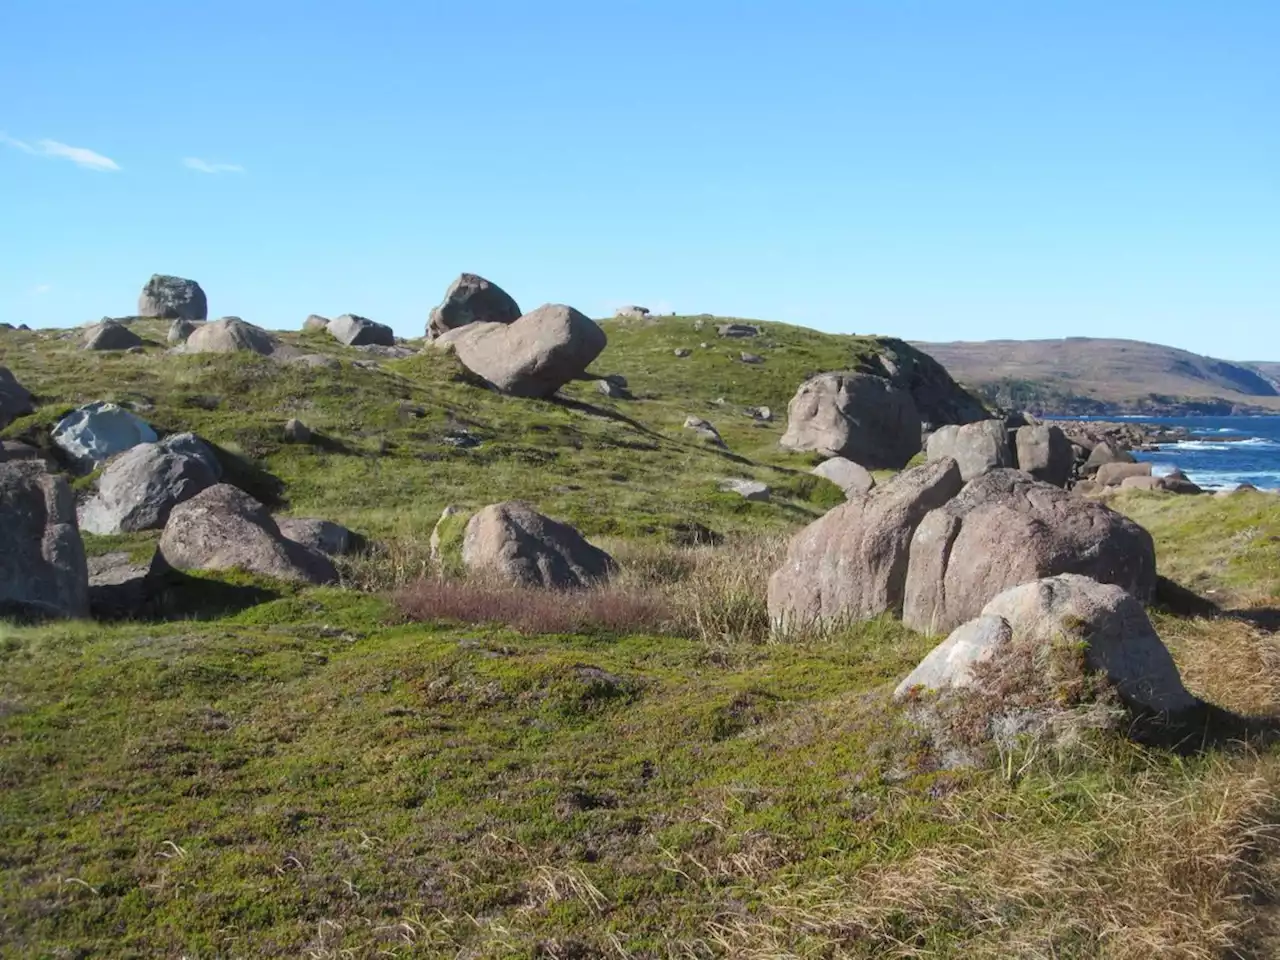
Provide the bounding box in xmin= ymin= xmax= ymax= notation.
xmin=156 ymin=484 xmax=337 ymax=584
xmin=138 ymin=274 xmax=207 ymax=321
xmin=768 ymin=459 xmax=964 ymax=630
xmin=52 ymin=401 xmax=158 ymax=466
xmin=0 ymin=461 xmax=89 ymax=618
xmin=427 ymin=273 xmax=521 ymax=339
xmin=780 ymin=373 xmax=922 ymax=470
xmin=462 ymin=501 xmax=615 ymax=589
xmin=903 ymin=470 xmax=1157 ymax=636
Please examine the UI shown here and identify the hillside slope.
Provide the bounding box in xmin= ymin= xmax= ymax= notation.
xmin=913 ymin=336 xmax=1280 ymax=415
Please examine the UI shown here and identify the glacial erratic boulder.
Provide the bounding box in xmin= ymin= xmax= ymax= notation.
xmin=138 ymin=274 xmax=207 ymax=321
xmin=303 ymin=314 xmax=331 ymax=332
xmin=897 ymin=575 xmax=1196 ymax=715
xmin=925 ymin=420 xmax=1014 ymax=481
xmin=83 ymin=319 xmax=143 ymax=351
xmin=184 ymin=317 xmax=277 ymax=356
xmin=780 ymin=372 xmax=922 ymax=469
xmin=156 ymin=484 xmax=338 ymax=584
xmin=434 ymin=304 xmax=606 ymax=398
xmin=0 ymin=366 xmax=34 ymax=429
xmin=328 ymin=313 xmax=395 ymax=347
xmin=0 ymin=461 xmax=90 ymax=619
xmin=427 ymin=273 xmax=522 ymax=340
xmin=768 ymin=458 xmax=964 ymax=630
xmin=52 ymin=401 xmax=158 ymax=466
xmin=462 ymin=501 xmax=615 ymax=589
xmin=902 ymin=469 xmax=1157 ymax=636
xmin=1014 ymin=424 xmax=1074 ymax=487
xmin=79 ymin=433 xmax=221 ymax=534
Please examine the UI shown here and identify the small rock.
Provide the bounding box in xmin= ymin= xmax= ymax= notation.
xmin=287 ymin=354 xmax=342 ymax=370
xmin=811 ymin=457 xmax=876 ymax=497
xmin=739 ymin=352 xmax=764 ymax=364
xmin=83 ymin=320 xmax=143 ymax=351
xmin=329 ymin=313 xmax=395 ymax=347
xmin=746 ymin=406 xmax=772 ymax=422
xmin=684 ymin=416 xmax=725 ymax=446
xmin=277 ymin=518 xmax=361 ymax=556
xmin=284 ymin=418 xmax=312 ymax=443
xmin=719 ymin=479 xmax=770 ymax=502
xmin=673 ymin=348 xmax=691 ymax=358
xmin=462 ymin=501 xmax=615 ymax=589
xmin=615 ymin=305 xmax=650 ymax=319
xmin=597 ymin=379 xmax=629 ymax=399
xmin=717 ymin=323 xmax=760 ymax=338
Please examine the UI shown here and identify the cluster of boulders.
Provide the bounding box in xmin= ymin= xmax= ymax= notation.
xmin=427 ymin=274 xmax=607 ymax=398
xmin=925 ymin=419 xmax=1074 ymax=486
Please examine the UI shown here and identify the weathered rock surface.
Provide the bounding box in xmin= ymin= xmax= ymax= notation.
xmin=811 ymin=457 xmax=876 ymax=497
xmin=138 ymin=274 xmax=207 ymax=321
xmin=768 ymin=459 xmax=964 ymax=629
xmin=79 ymin=433 xmax=221 ymax=534
xmin=925 ymin=420 xmax=1014 ymax=481
xmin=328 ymin=313 xmax=395 ymax=347
xmin=83 ymin=320 xmax=143 ymax=351
xmin=872 ymin=341 xmax=990 ymax=427
xmin=0 ymin=366 xmax=34 ymax=428
xmin=434 ymin=304 xmax=606 ymax=398
xmin=1083 ymin=441 xmax=1136 ymax=474
xmin=1096 ymin=462 xmax=1152 ymax=486
xmin=1014 ymin=424 xmax=1074 ymax=487
xmin=277 ymin=518 xmax=361 ymax=556
xmin=168 ymin=319 xmax=198 ymax=344
xmin=780 ymin=373 xmax=922 ymax=469
xmin=902 ymin=470 xmax=1157 ymax=635
xmin=87 ymin=551 xmax=153 ymax=619
xmin=897 ymin=575 xmax=1196 ymax=714
xmin=673 ymin=348 xmax=691 ymax=358
xmin=303 ymin=314 xmax=331 ymax=332
xmin=184 ymin=317 xmax=277 ymax=356
xmin=52 ymin=402 xmax=158 ymax=466
xmin=156 ymin=484 xmax=338 ymax=584
xmin=427 ymin=273 xmax=521 ymax=339
xmin=462 ymin=501 xmax=615 ymax=589
xmin=717 ymin=323 xmax=759 ymax=338
xmin=0 ymin=461 xmax=89 ymax=618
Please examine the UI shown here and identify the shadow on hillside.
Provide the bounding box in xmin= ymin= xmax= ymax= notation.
xmin=1155 ymin=575 xmax=1280 ymax=633
xmin=211 ymin=444 xmax=286 ymax=508
xmin=1130 ymin=702 xmax=1280 ymax=756
xmin=93 ymin=567 xmax=280 ymax=623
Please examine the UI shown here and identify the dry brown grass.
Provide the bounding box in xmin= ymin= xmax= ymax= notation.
xmin=1156 ymin=612 xmax=1280 ymax=719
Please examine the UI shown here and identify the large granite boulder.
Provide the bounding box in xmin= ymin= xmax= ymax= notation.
xmin=780 ymin=372 xmax=922 ymax=469
xmin=925 ymin=420 xmax=1014 ymax=481
xmin=1096 ymin=462 xmax=1152 ymax=487
xmin=156 ymin=484 xmax=337 ymax=584
xmin=277 ymin=517 xmax=361 ymax=556
xmin=902 ymin=469 xmax=1157 ymax=635
xmin=768 ymin=459 xmax=964 ymax=630
xmin=811 ymin=457 xmax=876 ymax=497
xmin=168 ymin=319 xmax=198 ymax=344
xmin=52 ymin=402 xmax=158 ymax=466
xmin=83 ymin=320 xmax=143 ymax=351
xmin=896 ymin=575 xmax=1196 ymax=714
xmin=1014 ymin=424 xmax=1074 ymax=487
xmin=79 ymin=433 xmax=222 ymax=534
xmin=462 ymin=501 xmax=615 ymax=589
xmin=427 ymin=273 xmax=521 ymax=340
xmin=184 ymin=317 xmax=277 ymax=355
xmin=1083 ymin=441 xmax=1136 ymax=474
xmin=0 ymin=461 xmax=89 ymax=618
xmin=434 ymin=304 xmax=606 ymax=398
xmin=138 ymin=274 xmax=207 ymax=321
xmin=328 ymin=313 xmax=395 ymax=347
xmin=303 ymin=314 xmax=331 ymax=332
xmin=873 ymin=341 xmax=990 ymax=428
xmin=0 ymin=366 xmax=34 ymax=429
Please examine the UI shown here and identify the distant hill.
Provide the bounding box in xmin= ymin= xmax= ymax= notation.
xmin=910 ymin=337 xmax=1280 ymax=416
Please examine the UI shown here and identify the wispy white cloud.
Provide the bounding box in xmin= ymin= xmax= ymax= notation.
xmin=183 ymin=157 xmax=245 ymax=175
xmin=1 ymin=132 xmax=120 ymax=171
xmin=30 ymin=284 xmax=52 ymax=296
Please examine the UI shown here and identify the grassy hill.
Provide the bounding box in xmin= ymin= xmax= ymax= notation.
xmin=4 ymin=315 xmax=1280 ymax=958
xmin=913 ymin=336 xmax=1280 ymax=415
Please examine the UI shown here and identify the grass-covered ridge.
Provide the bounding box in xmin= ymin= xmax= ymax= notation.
xmin=4 ymin=316 xmax=1280 ymax=956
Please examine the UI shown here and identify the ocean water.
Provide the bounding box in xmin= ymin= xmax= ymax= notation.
xmin=1067 ymin=416 xmax=1280 ymax=491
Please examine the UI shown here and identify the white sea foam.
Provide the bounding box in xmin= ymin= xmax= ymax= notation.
xmin=1164 ymin=438 xmax=1279 ymax=452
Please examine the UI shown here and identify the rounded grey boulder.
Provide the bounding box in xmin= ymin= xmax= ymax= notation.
xmin=277 ymin=517 xmax=361 ymax=556
xmin=184 ymin=317 xmax=277 ymax=356
xmin=811 ymin=457 xmax=876 ymax=497
xmin=0 ymin=461 xmax=90 ymax=619
xmin=780 ymin=372 xmax=922 ymax=470
xmin=52 ymin=401 xmax=158 ymax=466
xmin=434 ymin=304 xmax=607 ymax=398
xmin=156 ymin=484 xmax=338 ymax=585
xmin=138 ymin=274 xmax=207 ymax=321
xmin=79 ymin=433 xmax=222 ymax=534
xmin=925 ymin=420 xmax=1014 ymax=481
xmin=1014 ymin=424 xmax=1074 ymax=487
xmin=427 ymin=273 xmax=521 ymax=340
xmin=462 ymin=501 xmax=615 ymax=589
xmin=902 ymin=469 xmax=1157 ymax=636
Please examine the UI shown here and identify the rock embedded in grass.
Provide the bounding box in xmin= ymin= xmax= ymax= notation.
xmin=683 ymin=416 xmax=725 ymax=447
xmin=79 ymin=432 xmax=222 ymax=534
xmin=155 ymin=484 xmax=338 ymax=585
xmin=82 ymin=319 xmax=143 ymax=351
xmin=461 ymin=500 xmax=615 ymax=589
xmin=811 ymin=456 xmax=875 ymax=497
xmin=0 ymin=461 xmax=89 ymax=619
xmin=719 ymin=478 xmax=770 ymax=501
xmin=52 ymin=401 xmax=158 ymax=466
xmin=277 ymin=517 xmax=362 ymax=556
xmin=184 ymin=317 xmax=277 ymax=356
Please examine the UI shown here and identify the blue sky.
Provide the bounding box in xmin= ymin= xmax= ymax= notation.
xmin=2 ymin=1 xmax=1276 ymax=359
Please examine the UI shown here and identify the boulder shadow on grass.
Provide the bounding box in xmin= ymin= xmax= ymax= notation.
xmin=208 ymin=443 xmax=286 ymax=509
xmin=131 ymin=567 xmax=282 ymax=622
